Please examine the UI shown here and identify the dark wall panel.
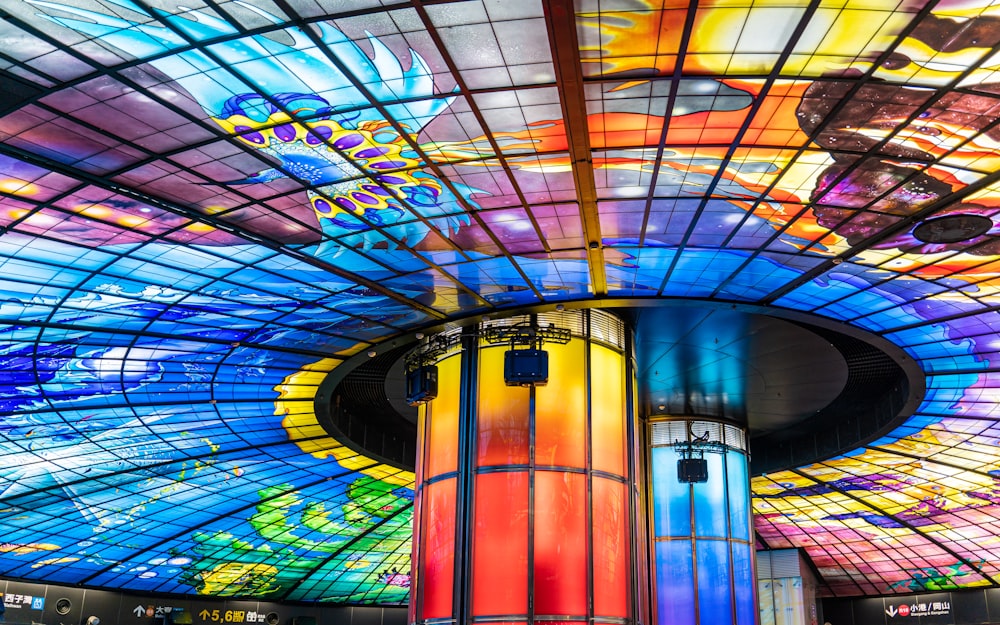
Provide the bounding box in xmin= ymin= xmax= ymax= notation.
xmin=985 ymin=588 xmax=1000 ymax=623
xmin=79 ymin=588 xmax=124 ymax=625
xmin=953 ymin=590 xmax=989 ymax=625
xmin=823 ymin=598 xmax=854 ymax=625
xmin=2 ymin=580 xmax=50 ymax=623
xmin=1 ymin=579 xmax=406 ymax=625
xmin=823 ymin=589 xmax=1000 ymax=625
xmin=854 ymin=597 xmax=888 ymax=625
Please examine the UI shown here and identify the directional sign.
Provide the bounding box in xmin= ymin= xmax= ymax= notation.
xmin=885 ymin=596 xmax=950 ymax=622
xmin=195 ymin=607 xmax=265 ymax=623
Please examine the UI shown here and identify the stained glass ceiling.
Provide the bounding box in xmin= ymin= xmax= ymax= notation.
xmin=1 ymin=0 xmax=1000 ymax=603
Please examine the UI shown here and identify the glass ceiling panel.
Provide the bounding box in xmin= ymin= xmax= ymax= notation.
xmin=5 ymin=0 xmax=1000 ymax=605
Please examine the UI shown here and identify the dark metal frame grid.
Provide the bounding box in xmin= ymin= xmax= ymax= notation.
xmin=0 ymin=0 xmax=998 ymax=603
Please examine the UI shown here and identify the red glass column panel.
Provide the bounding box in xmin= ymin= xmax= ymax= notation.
xmin=593 ymin=476 xmax=629 ymax=616
xmin=471 ymin=471 xmax=529 ymax=615
xmin=413 ymin=312 xmax=632 ymax=625
xmin=533 ymin=470 xmax=588 ymax=616
xmin=420 ymin=478 xmax=456 ymax=618
xmin=409 ymin=411 xmax=425 ymax=625
xmin=477 ymin=346 xmax=530 ymax=467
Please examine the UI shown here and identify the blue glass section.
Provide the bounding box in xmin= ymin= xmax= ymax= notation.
xmin=635 ymin=309 xmax=749 ymax=418
xmin=651 ymin=446 xmax=691 ymax=537
xmin=693 ymin=452 xmax=727 ymax=538
xmin=732 ymin=542 xmax=756 ymax=625
xmin=696 ymin=539 xmax=733 ymax=624
xmin=726 ymin=450 xmax=751 ymax=540
xmin=715 ymin=257 xmax=818 ymax=301
xmin=656 ymin=540 xmax=695 ymax=625
xmin=652 ymin=435 xmax=753 ymax=625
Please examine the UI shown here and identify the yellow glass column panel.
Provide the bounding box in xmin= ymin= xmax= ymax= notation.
xmin=591 ymin=342 xmax=627 ymax=477
xmin=477 ymin=345 xmax=530 ymax=467
xmin=534 ymin=340 xmax=587 ymax=468
xmin=424 ymin=351 xmax=461 ymax=478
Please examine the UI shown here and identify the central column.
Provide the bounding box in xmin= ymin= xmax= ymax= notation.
xmin=410 ymin=309 xmax=636 ymax=625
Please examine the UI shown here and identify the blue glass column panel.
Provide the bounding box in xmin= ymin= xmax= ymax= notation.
xmin=650 ymin=420 xmax=756 ymax=625
xmin=733 ymin=542 xmax=757 ymax=625
xmin=694 ymin=452 xmax=728 ymax=538
xmin=655 ymin=540 xmax=695 ymax=624
xmin=727 ymin=448 xmax=752 ymax=541
xmin=697 ymin=539 xmax=733 ymax=622
xmin=651 ymin=446 xmax=692 ymax=537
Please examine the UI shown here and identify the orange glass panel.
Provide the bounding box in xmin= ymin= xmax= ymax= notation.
xmin=534 ymin=470 xmax=588 ymax=616
xmin=415 ymin=404 xmax=426 ymax=487
xmin=472 ymin=471 xmax=529 ymax=615
xmin=535 ymin=341 xmax=587 ymax=468
xmin=593 ymin=477 xmax=629 ymax=617
xmin=426 ymin=353 xmax=461 ymax=478
xmin=590 ymin=343 xmax=626 ymax=477
xmin=419 ymin=478 xmax=456 ymax=619
xmin=412 ymin=404 xmax=428 ymax=625
xmin=477 ymin=345 xmax=530 ymax=467
xmin=410 ymin=425 xmax=424 ymax=625
xmin=408 ymin=519 xmax=417 ymax=625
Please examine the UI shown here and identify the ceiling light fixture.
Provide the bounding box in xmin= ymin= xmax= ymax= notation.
xmin=913 ymin=214 xmax=993 ymax=243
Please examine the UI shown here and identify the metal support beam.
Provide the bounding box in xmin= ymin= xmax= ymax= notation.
xmin=544 ymin=0 xmax=608 ymax=296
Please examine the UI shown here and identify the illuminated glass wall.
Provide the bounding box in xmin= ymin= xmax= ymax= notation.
xmin=9 ymin=0 xmax=1000 ymax=603
xmin=649 ymin=419 xmax=755 ymax=625
xmin=757 ymin=550 xmax=821 ymax=625
xmin=411 ymin=309 xmax=633 ymax=624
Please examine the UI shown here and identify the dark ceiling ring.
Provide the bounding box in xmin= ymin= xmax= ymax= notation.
xmin=316 ymin=302 xmax=924 ymax=476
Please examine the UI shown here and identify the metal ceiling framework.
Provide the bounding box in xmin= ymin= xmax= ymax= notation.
xmin=0 ymin=0 xmax=999 ymax=604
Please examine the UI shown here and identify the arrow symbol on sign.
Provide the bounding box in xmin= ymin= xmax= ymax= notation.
xmin=886 ymin=606 xmax=898 ymax=617
xmin=133 ymin=606 xmax=145 ymax=617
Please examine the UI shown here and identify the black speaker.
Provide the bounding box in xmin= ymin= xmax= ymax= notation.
xmin=54 ymin=599 xmax=72 ymax=615
xmin=504 ymin=348 xmax=548 ymax=386
xmin=405 ymin=365 xmax=438 ymax=405
xmin=677 ymin=458 xmax=708 ymax=483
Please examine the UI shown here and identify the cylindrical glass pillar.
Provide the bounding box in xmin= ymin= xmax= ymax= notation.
xmin=648 ymin=418 xmax=756 ymax=625
xmin=410 ymin=309 xmax=635 ymax=625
